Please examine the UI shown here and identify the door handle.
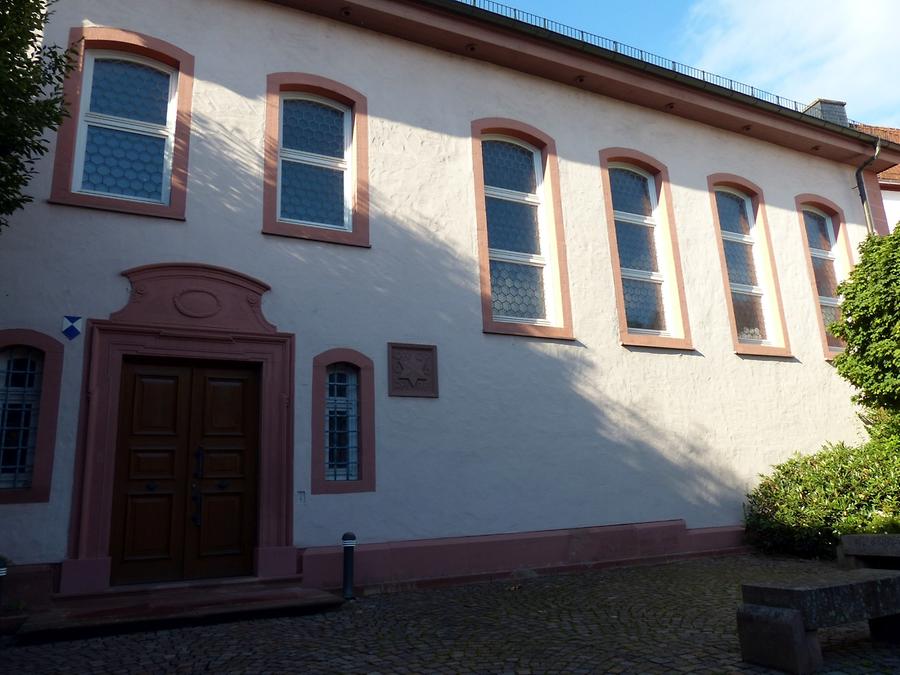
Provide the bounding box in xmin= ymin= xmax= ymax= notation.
xmin=194 ymin=446 xmax=205 ymax=479
xmin=191 ymin=482 xmax=202 ymax=527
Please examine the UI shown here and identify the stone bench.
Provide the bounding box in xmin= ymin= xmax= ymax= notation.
xmin=736 ymin=569 xmax=900 ymax=674
xmin=837 ymin=534 xmax=900 ymax=570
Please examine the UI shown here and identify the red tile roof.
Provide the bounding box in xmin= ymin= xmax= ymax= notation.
xmin=855 ymin=123 xmax=900 ymax=183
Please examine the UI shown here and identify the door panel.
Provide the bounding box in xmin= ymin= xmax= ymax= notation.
xmin=132 ymin=375 xmax=183 ymax=435
xmin=184 ymin=368 xmax=259 ymax=580
xmin=110 ymin=361 xmax=259 ymax=585
xmin=122 ymin=494 xmax=175 ymax=560
xmin=111 ymin=364 xmax=191 ymax=584
xmin=199 ymin=493 xmax=244 ymax=554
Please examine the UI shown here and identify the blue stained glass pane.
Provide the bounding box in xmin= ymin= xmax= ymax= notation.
xmin=489 ymin=261 xmax=546 ymax=320
xmin=723 ymin=240 xmax=758 ymax=286
xmin=615 ymin=221 xmax=658 ymax=272
xmin=486 ymin=197 xmax=540 ymax=255
xmin=821 ymin=304 xmax=843 ymax=349
xmin=715 ymin=191 xmax=751 ymax=235
xmin=803 ymin=211 xmax=831 ymax=251
xmin=812 ymin=257 xmax=838 ymax=298
xmin=90 ymin=59 xmax=170 ymax=125
xmin=81 ymin=126 xmax=165 ymax=201
xmin=732 ymin=292 xmax=766 ymax=341
xmin=622 ymin=278 xmax=665 ymax=331
xmin=610 ymin=168 xmax=652 ymax=216
xmin=482 ymin=140 xmax=537 ymax=193
xmin=282 ymin=99 xmax=345 ymax=158
xmin=280 ymin=160 xmax=345 ymax=226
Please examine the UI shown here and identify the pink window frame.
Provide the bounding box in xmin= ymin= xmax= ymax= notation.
xmin=708 ymin=174 xmax=791 ymax=357
xmin=599 ymin=148 xmax=693 ymax=350
xmin=310 ymin=348 xmax=375 ymax=494
xmin=263 ymin=73 xmax=370 ymax=247
xmin=794 ymin=194 xmax=855 ymax=360
xmin=0 ymin=330 xmax=64 ymax=504
xmin=471 ymin=118 xmax=574 ymax=340
xmin=49 ymin=27 xmax=194 ymax=220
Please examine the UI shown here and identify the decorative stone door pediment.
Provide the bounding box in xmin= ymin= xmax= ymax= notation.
xmin=61 ymin=263 xmax=295 ymax=595
xmin=112 ymin=263 xmax=277 ymax=333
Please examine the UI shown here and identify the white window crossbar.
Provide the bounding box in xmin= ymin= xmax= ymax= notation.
xmin=488 ymin=248 xmax=546 ymax=266
xmin=720 ymin=230 xmax=754 ymax=245
xmin=621 ymin=268 xmax=664 ymax=283
xmin=613 ymin=210 xmax=655 ymax=227
xmin=280 ymin=148 xmax=348 ymax=171
xmin=484 ymin=185 xmax=540 ymax=205
xmin=730 ymin=282 xmax=764 ymax=296
xmin=809 ymin=248 xmax=836 ymax=261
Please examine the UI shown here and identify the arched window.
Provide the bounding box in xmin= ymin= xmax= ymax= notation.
xmin=708 ymin=175 xmax=790 ymax=357
xmin=482 ymin=136 xmax=550 ymax=322
xmin=0 ymin=331 xmax=64 ymax=503
xmin=471 ymin=118 xmax=573 ymax=340
xmin=50 ymin=27 xmax=194 ymax=219
xmin=600 ymin=149 xmax=692 ymax=349
xmin=311 ymin=349 xmax=375 ymax=494
xmin=264 ymin=73 xmax=369 ymax=247
xmin=795 ymin=195 xmax=854 ymax=359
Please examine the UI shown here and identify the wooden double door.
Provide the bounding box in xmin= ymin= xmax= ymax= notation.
xmin=110 ymin=360 xmax=260 ymax=585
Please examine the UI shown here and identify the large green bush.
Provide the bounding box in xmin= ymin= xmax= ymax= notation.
xmin=744 ymin=430 xmax=900 ymax=558
xmin=830 ymin=227 xmax=900 ymax=410
xmin=747 ymin=228 xmax=900 ymax=558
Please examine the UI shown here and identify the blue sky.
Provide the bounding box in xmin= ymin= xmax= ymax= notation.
xmin=494 ymin=0 xmax=900 ymax=127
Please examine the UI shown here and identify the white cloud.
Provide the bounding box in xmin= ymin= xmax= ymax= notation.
xmin=678 ymin=0 xmax=900 ymax=126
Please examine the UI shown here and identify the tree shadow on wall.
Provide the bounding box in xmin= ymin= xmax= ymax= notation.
xmin=160 ymin=111 xmax=747 ymax=546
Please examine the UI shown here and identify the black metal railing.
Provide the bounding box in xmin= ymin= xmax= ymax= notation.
xmin=450 ymin=0 xmax=856 ymax=125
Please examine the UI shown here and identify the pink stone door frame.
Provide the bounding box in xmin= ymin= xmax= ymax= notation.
xmin=61 ymin=263 xmax=295 ymax=595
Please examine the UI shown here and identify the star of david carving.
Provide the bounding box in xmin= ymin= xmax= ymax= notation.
xmin=387 ymin=343 xmax=439 ymax=397
xmin=395 ymin=352 xmax=429 ymax=387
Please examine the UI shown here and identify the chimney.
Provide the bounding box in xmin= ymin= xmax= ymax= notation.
xmin=803 ymin=98 xmax=849 ymax=127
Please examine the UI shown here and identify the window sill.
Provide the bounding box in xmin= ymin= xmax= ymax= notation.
xmin=734 ymin=343 xmax=793 ymax=358
xmin=311 ymin=480 xmax=374 ymax=495
xmin=0 ymin=486 xmax=51 ymax=504
xmin=263 ymin=220 xmax=370 ymax=248
xmin=48 ymin=193 xmax=185 ymax=220
xmin=483 ymin=320 xmax=575 ymax=340
xmin=621 ymin=333 xmax=694 ymax=351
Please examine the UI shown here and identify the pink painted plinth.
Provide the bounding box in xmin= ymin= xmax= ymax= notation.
xmin=255 ymin=546 xmax=299 ymax=578
xmin=59 ymin=558 xmax=112 ymax=596
xmin=299 ymin=520 xmax=745 ymax=590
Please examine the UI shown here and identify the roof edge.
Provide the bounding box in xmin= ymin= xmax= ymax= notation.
xmin=266 ymin=0 xmax=900 ymax=170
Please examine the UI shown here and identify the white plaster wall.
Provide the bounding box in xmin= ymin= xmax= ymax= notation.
xmin=883 ymin=190 xmax=900 ymax=231
xmin=0 ymin=0 xmax=872 ymax=562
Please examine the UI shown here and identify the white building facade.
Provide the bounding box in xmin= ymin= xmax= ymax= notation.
xmin=2 ymin=0 xmax=898 ymax=598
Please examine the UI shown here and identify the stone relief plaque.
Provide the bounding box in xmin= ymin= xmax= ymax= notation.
xmin=388 ymin=343 xmax=438 ymax=398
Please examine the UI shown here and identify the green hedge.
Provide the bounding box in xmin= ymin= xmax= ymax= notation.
xmin=744 ymin=429 xmax=900 ymax=558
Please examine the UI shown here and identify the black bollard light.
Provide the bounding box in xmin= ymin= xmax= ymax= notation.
xmin=342 ymin=531 xmax=357 ymax=600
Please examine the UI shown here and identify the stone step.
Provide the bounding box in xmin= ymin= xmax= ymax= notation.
xmin=16 ymin=578 xmax=342 ymax=642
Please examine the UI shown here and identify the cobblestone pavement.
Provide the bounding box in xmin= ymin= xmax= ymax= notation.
xmin=5 ymin=554 xmax=900 ymax=674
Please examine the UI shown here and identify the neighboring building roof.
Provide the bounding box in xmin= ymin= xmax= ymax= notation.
xmin=854 ymin=123 xmax=900 ymax=183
